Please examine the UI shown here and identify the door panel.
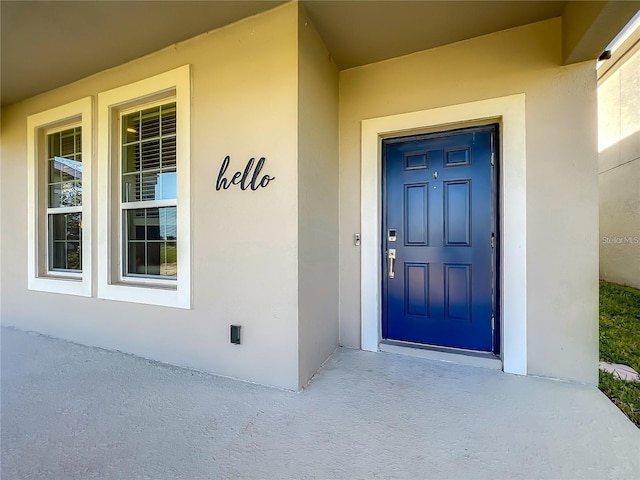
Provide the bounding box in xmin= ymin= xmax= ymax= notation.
xmin=445 ymin=264 xmax=471 ymax=321
xmin=406 ymin=263 xmax=429 ymax=316
xmin=405 ymin=184 xmax=428 ymax=244
xmin=382 ymin=126 xmax=497 ymax=352
xmin=444 ymin=180 xmax=470 ymax=246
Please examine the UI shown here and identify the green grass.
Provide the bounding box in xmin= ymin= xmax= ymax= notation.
xmin=599 ymin=280 xmax=640 ymax=427
xmin=161 ymin=244 xmax=177 ymax=263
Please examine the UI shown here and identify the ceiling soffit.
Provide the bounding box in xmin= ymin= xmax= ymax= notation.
xmin=3 ymin=1 xmax=639 ymax=106
xmin=301 ymin=1 xmax=566 ymax=69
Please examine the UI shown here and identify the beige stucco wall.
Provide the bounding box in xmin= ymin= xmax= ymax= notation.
xmin=339 ymin=18 xmax=599 ymax=384
xmin=1 ymin=3 xmax=305 ymax=390
xmin=1 ymin=5 xmax=603 ymax=387
xmin=598 ymin=45 xmax=640 ymax=289
xmin=297 ymin=7 xmax=340 ymax=386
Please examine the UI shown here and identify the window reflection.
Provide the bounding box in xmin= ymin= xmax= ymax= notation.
xmin=125 ymin=207 xmax=177 ymax=277
xmin=46 ymin=127 xmax=82 ymax=273
xmin=48 ymin=213 xmax=81 ymax=271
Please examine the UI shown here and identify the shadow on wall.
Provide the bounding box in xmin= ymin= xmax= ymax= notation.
xmin=598 ymin=130 xmax=640 ymax=289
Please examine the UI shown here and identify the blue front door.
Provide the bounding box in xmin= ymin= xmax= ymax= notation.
xmin=382 ymin=125 xmax=498 ymax=352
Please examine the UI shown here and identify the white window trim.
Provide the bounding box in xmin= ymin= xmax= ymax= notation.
xmin=360 ymin=94 xmax=527 ymax=376
xmin=97 ymin=65 xmax=191 ymax=309
xmin=45 ymin=123 xmax=83 ymax=276
xmin=27 ymin=97 xmax=93 ymax=297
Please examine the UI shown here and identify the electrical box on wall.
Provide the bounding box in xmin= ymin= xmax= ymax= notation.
xmin=230 ymin=325 xmax=241 ymax=344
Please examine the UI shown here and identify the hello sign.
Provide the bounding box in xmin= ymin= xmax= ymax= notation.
xmin=216 ymin=156 xmax=276 ymax=191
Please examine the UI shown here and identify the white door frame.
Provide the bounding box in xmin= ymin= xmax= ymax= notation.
xmin=360 ymin=94 xmax=527 ymax=375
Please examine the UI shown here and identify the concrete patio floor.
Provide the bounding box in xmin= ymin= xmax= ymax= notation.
xmin=1 ymin=327 xmax=638 ymax=480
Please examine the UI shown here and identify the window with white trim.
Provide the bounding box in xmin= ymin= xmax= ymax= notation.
xmin=97 ymin=65 xmax=191 ymax=309
xmin=121 ymin=102 xmax=178 ymax=279
xmin=47 ymin=126 xmax=83 ymax=273
xmin=27 ymin=97 xmax=92 ymax=296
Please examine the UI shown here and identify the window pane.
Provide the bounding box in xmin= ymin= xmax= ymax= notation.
xmin=140 ymin=106 xmax=161 ymax=140
xmin=123 ymin=144 xmax=140 ymax=174
xmin=162 ymin=242 xmax=177 ymax=276
xmin=48 ymin=132 xmax=61 ymax=158
xmin=141 ymin=140 xmax=161 ymax=170
xmin=48 ymin=213 xmax=82 ymax=272
xmin=59 ymin=162 xmax=75 ymax=183
xmin=120 ymin=101 xmax=177 ymax=279
xmin=60 ymin=129 xmax=76 ymax=156
xmin=66 ymin=213 xmax=81 ymax=241
xmin=50 ymin=242 xmax=66 ymax=270
xmin=49 ymin=181 xmax=80 ymax=207
xmin=122 ymin=174 xmax=139 ymax=203
xmin=61 ymin=182 xmax=78 ymax=207
xmin=75 ymin=128 xmax=82 ymax=153
xmin=160 ymin=207 xmax=177 ymax=240
xmin=162 ymin=137 xmax=177 ymax=168
xmin=48 ymin=127 xmax=82 ymax=208
xmin=128 ymin=242 xmax=146 ymax=275
xmin=66 ymin=242 xmax=81 ymax=270
xmin=158 ymin=171 xmax=177 ymax=200
xmin=124 ymin=207 xmax=176 ymax=278
xmin=73 ymin=181 xmax=83 ymax=206
xmin=146 ymin=208 xmax=161 ymax=240
xmin=121 ymin=102 xmax=176 ymax=205
xmin=50 ymin=213 xmax=81 ymax=242
xmin=58 ymin=155 xmax=82 ymax=174
xmin=122 ymin=111 xmax=140 ymax=144
xmin=161 ymin=103 xmax=177 ymax=136
xmin=48 ymin=158 xmax=61 ymax=183
xmin=147 ymin=242 xmax=162 ymax=275
xmin=53 ymin=157 xmax=82 ymax=186
xmin=72 ymin=155 xmax=82 ymax=180
xmin=49 ymin=184 xmax=62 ymax=208
xmin=51 ymin=214 xmax=66 ymax=241
xmin=141 ymin=171 xmax=159 ymax=201
xmin=126 ymin=208 xmax=146 ymax=241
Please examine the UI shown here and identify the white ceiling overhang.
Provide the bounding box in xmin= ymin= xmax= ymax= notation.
xmin=2 ymin=0 xmax=639 ymax=106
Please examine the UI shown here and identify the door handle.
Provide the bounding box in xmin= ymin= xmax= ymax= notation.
xmin=388 ymin=249 xmax=396 ymax=279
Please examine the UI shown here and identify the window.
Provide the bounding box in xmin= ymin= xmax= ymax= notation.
xmin=27 ymin=97 xmax=92 ymax=296
xmin=121 ymin=103 xmax=177 ymax=279
xmin=97 ymin=65 xmax=191 ymax=308
xmin=47 ymin=126 xmax=83 ymax=273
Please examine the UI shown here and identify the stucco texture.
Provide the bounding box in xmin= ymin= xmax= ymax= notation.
xmin=297 ymin=6 xmax=340 ymax=387
xmin=338 ymin=18 xmax=599 ymax=384
xmin=1 ymin=5 xmax=603 ymax=388
xmin=598 ymin=44 xmax=640 ymax=289
xmin=1 ymin=3 xmax=305 ymax=390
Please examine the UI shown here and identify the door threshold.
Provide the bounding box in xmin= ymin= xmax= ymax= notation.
xmin=379 ymin=340 xmax=502 ymax=370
